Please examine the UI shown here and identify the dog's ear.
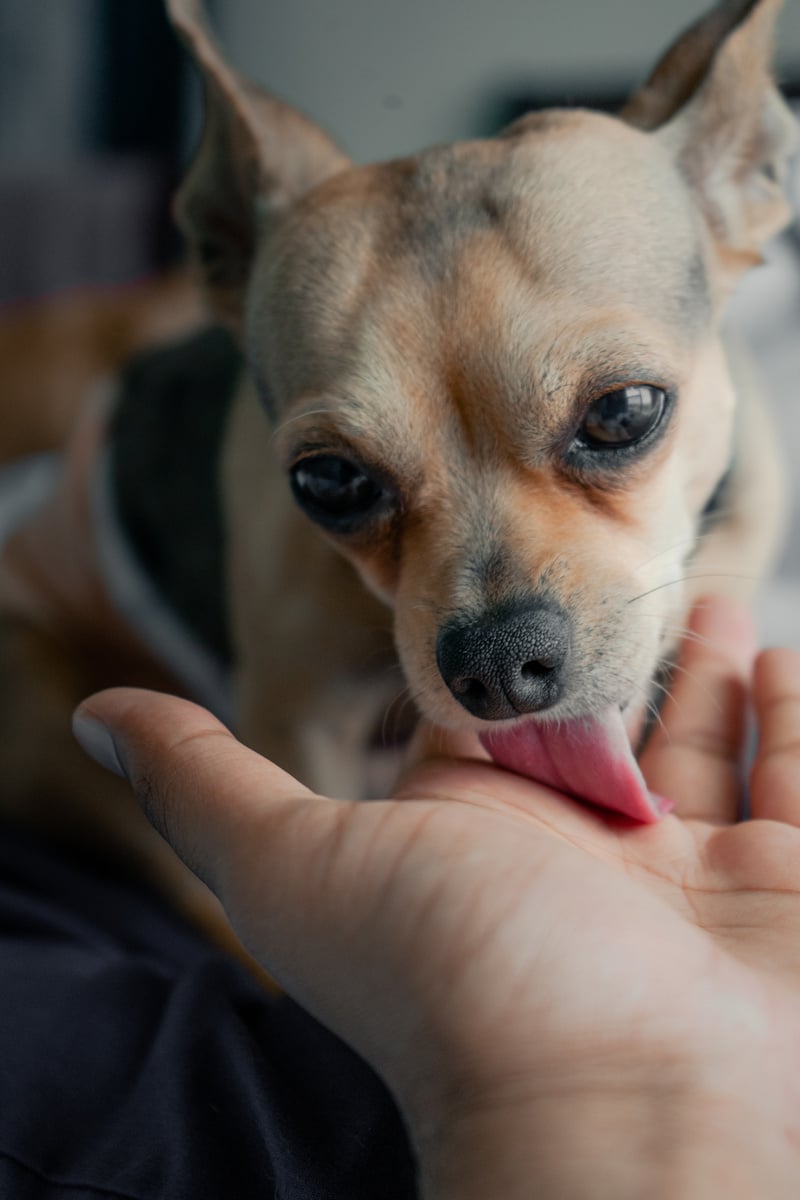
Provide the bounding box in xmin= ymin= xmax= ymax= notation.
xmin=166 ymin=0 xmax=350 ymax=330
xmin=622 ymin=0 xmax=796 ymax=271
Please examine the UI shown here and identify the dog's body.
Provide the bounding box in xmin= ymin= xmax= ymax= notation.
xmin=0 ymin=0 xmax=796 ymax=843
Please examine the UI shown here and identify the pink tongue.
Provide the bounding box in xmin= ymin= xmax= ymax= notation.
xmin=480 ymin=707 xmax=667 ymax=823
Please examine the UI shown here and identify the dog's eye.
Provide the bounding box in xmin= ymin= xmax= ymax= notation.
xmin=290 ymin=455 xmax=390 ymax=530
xmin=578 ymin=386 xmax=667 ymax=449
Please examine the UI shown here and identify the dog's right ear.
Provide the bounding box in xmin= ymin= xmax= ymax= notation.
xmin=166 ymin=0 xmax=350 ymax=331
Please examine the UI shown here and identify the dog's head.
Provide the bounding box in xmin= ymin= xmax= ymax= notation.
xmin=168 ymin=0 xmax=794 ymax=817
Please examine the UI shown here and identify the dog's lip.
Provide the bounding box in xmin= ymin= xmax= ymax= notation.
xmin=479 ymin=706 xmax=670 ymax=824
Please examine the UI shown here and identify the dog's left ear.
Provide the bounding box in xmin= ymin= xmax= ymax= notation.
xmin=622 ymin=0 xmax=796 ymax=272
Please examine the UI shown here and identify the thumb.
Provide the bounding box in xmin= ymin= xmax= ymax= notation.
xmin=71 ymin=688 xmax=448 ymax=1088
xmin=72 ymin=687 xmax=317 ymax=897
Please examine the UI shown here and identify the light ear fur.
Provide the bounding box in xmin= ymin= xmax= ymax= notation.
xmin=166 ymin=0 xmax=350 ymax=330
xmin=622 ymin=0 xmax=796 ymax=271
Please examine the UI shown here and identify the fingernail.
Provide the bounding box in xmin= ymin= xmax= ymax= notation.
xmin=72 ymin=713 xmax=126 ymax=778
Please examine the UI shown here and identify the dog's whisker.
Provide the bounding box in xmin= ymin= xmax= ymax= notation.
xmin=634 ymin=492 xmax=781 ymax=573
xmin=635 ymin=536 xmax=703 ymax=572
xmin=645 ymin=699 xmax=670 ymax=743
xmin=628 ymin=571 xmax=757 ymax=605
xmin=632 ymin=607 xmax=750 ymax=656
xmin=656 ymin=622 xmax=718 ymax=649
xmin=658 ymin=658 xmax=724 ymax=715
xmin=633 ymin=532 xmax=719 ymax=575
xmin=662 ymin=633 xmax=717 ymax=657
xmin=617 ymin=676 xmax=672 ymax=742
xmin=636 ymin=558 xmax=752 ymax=589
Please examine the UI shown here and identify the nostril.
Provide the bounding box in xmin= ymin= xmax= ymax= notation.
xmin=453 ymin=677 xmax=489 ymax=705
xmin=521 ymin=658 xmax=557 ymax=680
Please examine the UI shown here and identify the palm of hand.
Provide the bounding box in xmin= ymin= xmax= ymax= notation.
xmin=295 ymin=749 xmax=800 ymax=1122
xmin=78 ymin=598 xmax=800 ymax=1153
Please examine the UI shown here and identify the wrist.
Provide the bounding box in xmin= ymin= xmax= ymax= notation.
xmin=410 ymin=1055 xmax=800 ymax=1200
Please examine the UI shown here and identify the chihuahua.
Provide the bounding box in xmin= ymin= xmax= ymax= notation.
xmin=0 ymin=0 xmax=793 ymax=836
xmin=157 ymin=0 xmax=796 ymax=820
xmin=155 ymin=0 xmax=798 ymax=820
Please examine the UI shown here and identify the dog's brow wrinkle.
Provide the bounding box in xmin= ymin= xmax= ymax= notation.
xmin=381 ymin=146 xmax=507 ymax=282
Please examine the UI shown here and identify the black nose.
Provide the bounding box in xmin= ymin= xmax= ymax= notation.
xmin=436 ymin=601 xmax=570 ymax=720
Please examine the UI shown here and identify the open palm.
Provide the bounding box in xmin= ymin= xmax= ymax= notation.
xmin=74 ymin=597 xmax=800 ymax=1186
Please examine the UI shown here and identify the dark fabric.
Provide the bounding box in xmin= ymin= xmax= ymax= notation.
xmin=0 ymin=822 xmax=416 ymax=1199
xmin=110 ymin=326 xmax=241 ymax=663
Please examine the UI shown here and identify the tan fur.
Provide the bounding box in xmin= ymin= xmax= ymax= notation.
xmin=223 ymin=380 xmax=400 ymax=793
xmin=179 ymin=0 xmax=795 ymax=793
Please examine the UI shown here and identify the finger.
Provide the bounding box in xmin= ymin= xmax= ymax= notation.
xmin=640 ymin=595 xmax=756 ymax=822
xmin=72 ymin=687 xmax=387 ymax=1015
xmin=72 ymin=687 xmax=317 ymax=894
xmin=70 ymin=687 xmax=467 ymax=1084
xmin=749 ymin=648 xmax=800 ymax=825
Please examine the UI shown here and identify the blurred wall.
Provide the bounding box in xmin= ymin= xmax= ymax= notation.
xmin=219 ymin=0 xmax=800 ymax=162
xmin=0 ymin=0 xmax=187 ymax=303
xmin=0 ymin=0 xmax=96 ymax=164
xmin=3 ymin=0 xmax=799 ymax=303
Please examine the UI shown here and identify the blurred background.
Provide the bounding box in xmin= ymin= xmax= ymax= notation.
xmin=1 ymin=0 xmax=799 ymax=641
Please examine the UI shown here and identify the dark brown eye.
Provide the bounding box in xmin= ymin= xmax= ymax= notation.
xmin=289 ymin=455 xmax=391 ymax=531
xmin=578 ymin=386 xmax=667 ymax=449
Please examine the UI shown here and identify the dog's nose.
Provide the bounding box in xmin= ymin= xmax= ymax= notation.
xmin=436 ymin=602 xmax=570 ymax=720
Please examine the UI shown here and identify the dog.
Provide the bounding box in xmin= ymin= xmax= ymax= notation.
xmin=163 ymin=0 xmax=795 ymax=819
xmin=0 ymin=0 xmax=795 ymax=844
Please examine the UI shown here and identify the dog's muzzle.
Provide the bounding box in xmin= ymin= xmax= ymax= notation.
xmin=436 ymin=601 xmax=570 ymax=720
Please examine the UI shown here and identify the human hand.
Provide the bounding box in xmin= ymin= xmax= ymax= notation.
xmin=73 ymin=597 xmax=800 ymax=1198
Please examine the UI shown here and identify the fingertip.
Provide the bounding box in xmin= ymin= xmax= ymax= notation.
xmin=76 ymin=686 xmax=230 ymax=741
xmin=75 ymin=687 xmax=245 ymax=780
xmin=72 ymin=710 xmax=126 ymax=778
xmin=749 ymin=648 xmax=800 ymax=827
xmin=754 ymin=645 xmax=800 ymax=687
xmin=640 ymin=595 xmax=756 ymax=822
xmin=73 ymin=687 xmax=250 ymax=831
xmin=688 ymin=594 xmax=757 ymax=673
xmin=73 ymin=687 xmax=189 ymax=776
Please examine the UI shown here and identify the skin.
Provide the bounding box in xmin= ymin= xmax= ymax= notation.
xmin=74 ymin=594 xmax=800 ymax=1198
